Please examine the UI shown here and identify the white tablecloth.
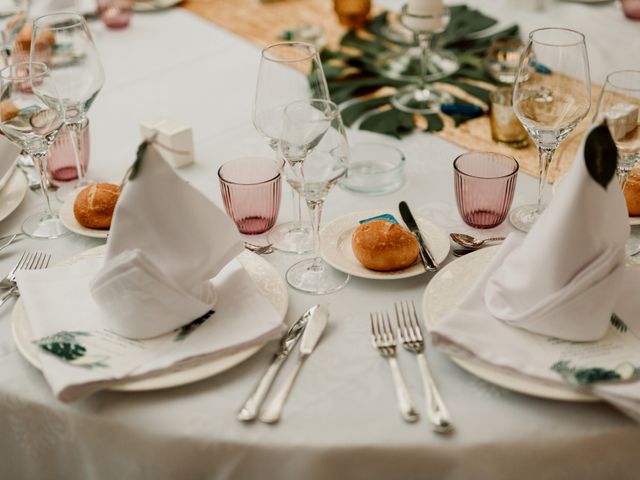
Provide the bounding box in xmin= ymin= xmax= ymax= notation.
xmin=1 ymin=1 xmax=640 ymax=479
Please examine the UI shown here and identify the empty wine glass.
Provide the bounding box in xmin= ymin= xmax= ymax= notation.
xmin=0 ymin=61 xmax=67 ymax=238
xmin=510 ymin=28 xmax=591 ymax=232
xmin=0 ymin=0 xmax=29 ymax=67
xmin=253 ymin=41 xmax=330 ymax=254
xmin=31 ymin=12 xmax=104 ymax=195
xmin=278 ymin=99 xmax=350 ymax=294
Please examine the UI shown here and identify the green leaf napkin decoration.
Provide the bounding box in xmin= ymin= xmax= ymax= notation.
xmin=584 ymin=122 xmax=618 ymax=190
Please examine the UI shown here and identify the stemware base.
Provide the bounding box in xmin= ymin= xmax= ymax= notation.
xmin=22 ymin=212 xmax=69 ymax=239
xmin=376 ymin=47 xmax=459 ymax=83
xmin=267 ymin=221 xmax=314 ymax=254
xmin=391 ymin=84 xmax=454 ymax=114
xmin=508 ymin=204 xmax=541 ymax=233
xmin=286 ymin=258 xmax=350 ymax=295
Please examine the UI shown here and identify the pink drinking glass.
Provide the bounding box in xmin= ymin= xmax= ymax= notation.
xmin=454 ymin=152 xmax=519 ymax=229
xmin=622 ymin=0 xmax=640 ymax=20
xmin=47 ymin=120 xmax=90 ymax=186
xmin=97 ymin=0 xmax=133 ymax=29
xmin=218 ymin=157 xmax=281 ymax=235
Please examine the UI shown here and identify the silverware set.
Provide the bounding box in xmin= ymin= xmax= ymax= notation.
xmin=370 ymin=301 xmax=453 ymax=433
xmin=0 ymin=251 xmax=51 ymax=309
xmin=238 ymin=304 xmax=329 ymax=423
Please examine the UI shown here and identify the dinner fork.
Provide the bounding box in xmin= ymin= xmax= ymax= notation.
xmin=0 ymin=252 xmax=51 ymax=309
xmin=396 ymin=301 xmax=453 ymax=433
xmin=370 ymin=312 xmax=419 ymax=423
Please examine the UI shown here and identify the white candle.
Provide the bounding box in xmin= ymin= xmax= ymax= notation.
xmin=404 ymin=0 xmax=444 ymax=32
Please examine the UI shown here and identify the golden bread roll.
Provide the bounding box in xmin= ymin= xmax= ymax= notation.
xmin=73 ymin=183 xmax=121 ymax=230
xmin=624 ymin=170 xmax=640 ymax=217
xmin=14 ymin=24 xmax=56 ymax=55
xmin=352 ymin=220 xmax=419 ymax=271
xmin=0 ymin=100 xmax=19 ymax=122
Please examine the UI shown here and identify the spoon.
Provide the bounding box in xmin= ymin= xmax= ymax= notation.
xmin=450 ymin=233 xmax=505 ymax=250
xmin=244 ymin=242 xmax=273 ymax=255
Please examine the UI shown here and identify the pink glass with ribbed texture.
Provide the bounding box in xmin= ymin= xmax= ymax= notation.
xmin=218 ymin=157 xmax=281 ymax=235
xmin=454 ymin=152 xmax=519 ymax=229
xmin=47 ymin=121 xmax=90 ymax=186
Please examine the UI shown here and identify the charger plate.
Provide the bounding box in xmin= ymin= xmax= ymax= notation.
xmin=11 ymin=246 xmax=288 ymax=392
xmin=0 ymin=169 xmax=27 ymax=223
xmin=422 ymin=247 xmax=597 ymax=402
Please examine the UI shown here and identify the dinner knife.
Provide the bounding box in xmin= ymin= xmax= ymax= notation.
xmin=237 ymin=305 xmax=319 ymax=421
xmin=259 ymin=304 xmax=329 ymax=424
xmin=398 ymin=201 xmax=438 ymax=272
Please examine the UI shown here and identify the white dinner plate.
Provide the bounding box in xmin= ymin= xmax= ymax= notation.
xmin=134 ymin=0 xmax=182 ymax=12
xmin=422 ymin=247 xmax=597 ymax=402
xmin=59 ymin=196 xmax=110 ymax=239
xmin=320 ymin=210 xmax=450 ymax=280
xmin=11 ymin=246 xmax=288 ymax=392
xmin=0 ymin=169 xmax=27 ymax=223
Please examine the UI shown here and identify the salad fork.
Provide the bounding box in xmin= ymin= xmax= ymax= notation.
xmin=0 ymin=252 xmax=51 ymax=309
xmin=396 ymin=301 xmax=453 ymax=433
xmin=370 ymin=311 xmax=419 ymax=423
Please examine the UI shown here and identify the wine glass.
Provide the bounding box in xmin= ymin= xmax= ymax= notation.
xmin=0 ymin=0 xmax=29 ymax=67
xmin=253 ymin=41 xmax=330 ymax=254
xmin=0 ymin=61 xmax=67 ymax=238
xmin=30 ymin=12 xmax=104 ymax=195
xmin=278 ymin=99 xmax=350 ymax=294
xmin=509 ymin=28 xmax=591 ymax=232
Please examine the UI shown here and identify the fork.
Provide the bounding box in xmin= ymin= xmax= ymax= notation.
xmin=370 ymin=311 xmax=419 ymax=423
xmin=396 ymin=301 xmax=453 ymax=433
xmin=0 ymin=252 xmax=51 ymax=308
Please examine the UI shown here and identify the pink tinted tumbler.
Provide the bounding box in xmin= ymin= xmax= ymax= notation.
xmin=47 ymin=121 xmax=90 ymax=186
xmin=218 ymin=157 xmax=281 ymax=235
xmin=454 ymin=152 xmax=519 ymax=229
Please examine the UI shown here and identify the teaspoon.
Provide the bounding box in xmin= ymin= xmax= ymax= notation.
xmin=450 ymin=233 xmax=505 ymax=250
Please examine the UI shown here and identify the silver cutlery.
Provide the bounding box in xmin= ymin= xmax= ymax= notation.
xmin=237 ymin=305 xmax=318 ymax=421
xmin=0 ymin=252 xmax=51 ymax=309
xmin=450 ymin=233 xmax=505 ymax=250
xmin=260 ymin=304 xmax=329 ymax=424
xmin=244 ymin=242 xmax=273 ymax=255
xmin=399 ymin=201 xmax=438 ymax=271
xmin=370 ymin=311 xmax=420 ymax=423
xmin=396 ymin=301 xmax=453 ymax=433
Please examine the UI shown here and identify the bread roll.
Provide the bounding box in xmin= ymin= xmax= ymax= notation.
xmin=73 ymin=183 xmax=120 ymax=230
xmin=14 ymin=23 xmax=56 ymax=55
xmin=624 ymin=170 xmax=640 ymax=217
xmin=352 ymin=220 xmax=419 ymax=271
xmin=0 ymin=100 xmax=19 ymax=122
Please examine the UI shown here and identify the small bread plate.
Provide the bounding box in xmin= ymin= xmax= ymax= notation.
xmin=134 ymin=0 xmax=182 ymax=12
xmin=320 ymin=210 xmax=450 ymax=280
xmin=630 ymin=216 xmax=640 ymax=226
xmin=0 ymin=169 xmax=27 ymax=223
xmin=59 ymin=196 xmax=109 ymax=239
xmin=12 ymin=245 xmax=288 ymax=392
xmin=422 ymin=247 xmax=596 ymax=401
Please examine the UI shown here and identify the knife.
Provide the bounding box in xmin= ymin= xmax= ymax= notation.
xmin=259 ymin=304 xmax=329 ymax=424
xmin=237 ymin=305 xmax=319 ymax=421
xmin=399 ymin=201 xmax=438 ymax=272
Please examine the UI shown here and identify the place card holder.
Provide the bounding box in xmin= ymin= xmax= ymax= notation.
xmin=140 ymin=118 xmax=194 ymax=168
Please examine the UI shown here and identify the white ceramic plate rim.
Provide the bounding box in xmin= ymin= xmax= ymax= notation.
xmin=59 ymin=196 xmax=110 ymax=239
xmin=630 ymin=216 xmax=640 ymax=226
xmin=0 ymin=169 xmax=27 ymax=223
xmin=134 ymin=0 xmax=182 ymax=12
xmin=320 ymin=210 xmax=450 ymax=280
xmin=422 ymin=247 xmax=597 ymax=402
xmin=11 ymin=246 xmax=288 ymax=392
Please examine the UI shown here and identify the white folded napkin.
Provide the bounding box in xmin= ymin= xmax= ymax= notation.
xmin=484 ymin=124 xmax=629 ymax=341
xmin=0 ymin=136 xmax=20 ymax=191
xmin=90 ymin=144 xmax=244 ymax=339
xmin=15 ymin=252 xmax=284 ymax=402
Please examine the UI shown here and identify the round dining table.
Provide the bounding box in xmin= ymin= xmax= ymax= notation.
xmin=1 ymin=1 xmax=639 ymax=478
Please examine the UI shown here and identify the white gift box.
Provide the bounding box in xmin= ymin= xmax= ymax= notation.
xmin=605 ymin=103 xmax=639 ymax=141
xmin=140 ymin=118 xmax=194 ymax=168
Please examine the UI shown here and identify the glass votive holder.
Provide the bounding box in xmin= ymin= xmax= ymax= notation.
xmin=97 ymin=0 xmax=133 ymax=29
xmin=622 ymin=0 xmax=640 ymax=19
xmin=489 ymin=87 xmax=529 ymax=148
xmin=484 ymin=38 xmax=525 ymax=84
xmin=340 ymin=142 xmax=405 ymax=195
xmin=333 ymin=0 xmax=371 ymax=29
xmin=47 ymin=120 xmax=90 ymax=186
xmin=454 ymin=152 xmax=519 ymax=229
xmin=218 ymin=157 xmax=281 ymax=235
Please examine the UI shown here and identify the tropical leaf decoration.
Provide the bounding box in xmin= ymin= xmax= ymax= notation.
xmin=321 ymin=6 xmax=520 ymax=138
xmin=610 ymin=313 xmax=628 ymax=333
xmin=551 ymin=360 xmax=639 ymax=385
xmin=174 ymin=309 xmax=215 ymax=342
xmin=584 ymin=121 xmax=618 ymax=190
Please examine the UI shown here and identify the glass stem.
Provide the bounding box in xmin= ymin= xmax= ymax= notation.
xmin=291 ymin=189 xmax=304 ymax=228
xmin=67 ymin=120 xmax=86 ymax=182
xmin=536 ymin=145 xmax=556 ymax=214
xmin=306 ymin=199 xmax=324 ymax=270
xmin=32 ymin=152 xmax=55 ymax=218
xmin=416 ymin=31 xmax=433 ymax=90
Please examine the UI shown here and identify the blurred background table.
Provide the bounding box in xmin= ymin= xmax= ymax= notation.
xmin=1 ymin=1 xmax=639 ymax=479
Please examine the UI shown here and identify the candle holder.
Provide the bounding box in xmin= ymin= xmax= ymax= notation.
xmin=377 ymin=5 xmax=458 ymax=86
xmin=390 ymin=5 xmax=454 ymax=114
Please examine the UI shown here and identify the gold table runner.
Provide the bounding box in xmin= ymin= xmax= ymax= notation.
xmin=182 ymin=0 xmax=600 ymax=182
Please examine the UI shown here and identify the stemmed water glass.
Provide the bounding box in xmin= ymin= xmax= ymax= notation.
xmin=278 ymin=99 xmax=350 ymax=294
xmin=0 ymin=61 xmax=67 ymax=238
xmin=509 ymin=28 xmax=591 ymax=232
xmin=253 ymin=41 xmax=330 ymax=254
xmin=30 ymin=12 xmax=104 ymax=194
xmin=0 ymin=0 xmax=29 ymax=67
